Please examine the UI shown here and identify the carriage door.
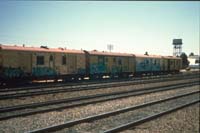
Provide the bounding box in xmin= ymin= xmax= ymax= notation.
xmin=98 ymin=56 xmax=105 ymax=73
xmin=150 ymin=58 xmax=153 ymax=72
xmin=68 ymin=54 xmax=77 ymax=74
xmin=167 ymin=59 xmax=170 ymax=71
xmin=49 ymin=54 xmax=54 ymax=69
xmin=20 ymin=52 xmax=32 ymax=74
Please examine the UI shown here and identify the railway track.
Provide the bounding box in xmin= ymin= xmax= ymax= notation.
xmin=27 ymin=89 xmax=200 ymax=133
xmin=0 ymin=80 xmax=198 ymax=121
xmin=104 ymin=98 xmax=199 ymax=133
xmin=0 ymin=74 xmax=199 ymax=100
xmin=0 ymin=72 xmax=198 ymax=92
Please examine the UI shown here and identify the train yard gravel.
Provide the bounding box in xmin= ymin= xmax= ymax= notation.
xmin=0 ymin=78 xmax=198 ymax=107
xmin=0 ymin=85 xmax=199 ymax=132
xmin=64 ymin=92 xmax=199 ymax=133
xmin=123 ymin=103 xmax=200 ymax=133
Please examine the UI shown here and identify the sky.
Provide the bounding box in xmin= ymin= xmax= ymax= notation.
xmin=0 ymin=1 xmax=199 ymax=56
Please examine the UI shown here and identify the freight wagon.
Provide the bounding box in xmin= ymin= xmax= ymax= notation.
xmin=135 ymin=54 xmax=162 ymax=75
xmin=0 ymin=44 xmax=86 ymax=84
xmin=0 ymin=44 xmax=182 ymax=85
xmin=162 ymin=56 xmax=182 ymax=73
xmin=84 ymin=50 xmax=135 ymax=79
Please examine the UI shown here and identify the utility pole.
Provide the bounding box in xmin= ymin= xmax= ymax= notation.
xmin=107 ymin=44 xmax=114 ymax=52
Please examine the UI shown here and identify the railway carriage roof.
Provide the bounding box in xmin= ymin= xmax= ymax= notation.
xmin=88 ymin=50 xmax=133 ymax=57
xmin=134 ymin=54 xmax=162 ymax=59
xmin=0 ymin=44 xmax=84 ymax=54
xmin=0 ymin=44 xmax=182 ymax=59
xmin=135 ymin=54 xmax=181 ymax=60
xmin=162 ymin=56 xmax=182 ymax=59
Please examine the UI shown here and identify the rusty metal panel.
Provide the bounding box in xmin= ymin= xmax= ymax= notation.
xmin=29 ymin=52 xmax=58 ymax=76
xmin=169 ymin=59 xmax=175 ymax=71
xmin=18 ymin=52 xmax=32 ymax=73
xmin=90 ymin=55 xmax=98 ymax=64
xmin=67 ymin=54 xmax=77 ymax=74
xmin=76 ymin=54 xmax=86 ymax=74
xmin=160 ymin=58 xmax=164 ymax=71
xmin=121 ymin=57 xmax=129 ymax=72
xmin=105 ymin=56 xmax=113 ymax=73
xmin=54 ymin=53 xmax=68 ymax=75
xmin=54 ymin=53 xmax=86 ymax=75
xmin=128 ymin=57 xmax=135 ymax=73
xmin=2 ymin=51 xmax=19 ymax=68
xmin=174 ymin=59 xmax=181 ymax=70
xmin=162 ymin=58 xmax=168 ymax=71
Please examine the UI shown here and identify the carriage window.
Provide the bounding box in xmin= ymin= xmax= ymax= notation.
xmin=49 ymin=55 xmax=53 ymax=61
xmin=118 ymin=59 xmax=122 ymax=65
xmin=154 ymin=60 xmax=156 ymax=65
xmin=37 ymin=56 xmax=44 ymax=65
xmin=62 ymin=55 xmax=66 ymax=65
xmin=105 ymin=58 xmax=108 ymax=62
xmin=170 ymin=61 xmax=173 ymax=65
xmin=113 ymin=58 xmax=116 ymax=63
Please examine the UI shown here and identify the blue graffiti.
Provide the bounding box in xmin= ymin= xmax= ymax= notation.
xmin=32 ymin=67 xmax=57 ymax=77
xmin=77 ymin=68 xmax=86 ymax=74
xmin=3 ymin=67 xmax=24 ymax=78
xmin=111 ymin=65 xmax=122 ymax=74
xmin=136 ymin=59 xmax=161 ymax=72
xmin=90 ymin=63 xmax=106 ymax=74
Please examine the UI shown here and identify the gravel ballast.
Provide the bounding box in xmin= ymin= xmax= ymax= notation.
xmin=57 ymin=92 xmax=199 ymax=132
xmin=123 ymin=103 xmax=200 ymax=133
xmin=0 ymin=78 xmax=198 ymax=107
xmin=0 ymin=85 xmax=199 ymax=132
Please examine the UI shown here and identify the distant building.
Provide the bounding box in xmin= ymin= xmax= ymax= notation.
xmin=188 ymin=55 xmax=200 ymax=69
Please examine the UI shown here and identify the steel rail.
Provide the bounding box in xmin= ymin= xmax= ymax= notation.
xmin=26 ymin=90 xmax=200 ymax=133
xmin=0 ymin=78 xmax=133 ymax=92
xmin=0 ymin=82 xmax=198 ymax=121
xmin=0 ymin=75 xmax=198 ymax=100
xmin=104 ymin=100 xmax=200 ymax=133
xmin=0 ymin=80 xmax=198 ymax=113
xmin=1 ymin=72 xmax=198 ymax=93
xmin=0 ymin=81 xmax=198 ymax=122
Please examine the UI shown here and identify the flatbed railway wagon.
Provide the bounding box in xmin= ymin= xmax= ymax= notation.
xmin=0 ymin=44 xmax=86 ymax=84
